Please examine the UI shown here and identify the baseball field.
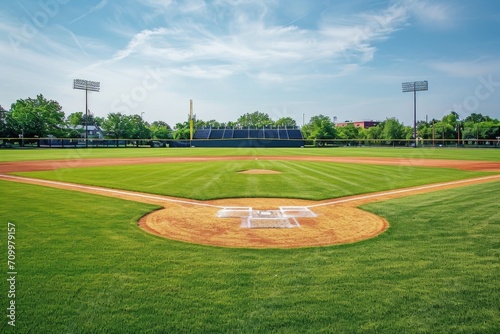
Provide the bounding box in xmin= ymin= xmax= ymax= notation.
xmin=1 ymin=147 xmax=499 ymax=333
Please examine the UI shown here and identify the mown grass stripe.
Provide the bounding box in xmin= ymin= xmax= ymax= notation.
xmin=2 ymin=179 xmax=498 ymax=332
xmin=15 ymin=160 xmax=492 ymax=200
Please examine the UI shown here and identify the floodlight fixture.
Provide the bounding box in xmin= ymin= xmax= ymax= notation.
xmin=402 ymin=80 xmax=428 ymax=147
xmin=73 ymin=79 xmax=100 ymax=147
xmin=73 ymin=79 xmax=100 ymax=92
xmin=402 ymin=80 xmax=428 ymax=93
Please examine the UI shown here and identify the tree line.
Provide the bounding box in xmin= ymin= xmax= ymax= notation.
xmin=302 ymin=113 xmax=500 ymax=145
xmin=1 ymin=94 xmax=499 ymax=142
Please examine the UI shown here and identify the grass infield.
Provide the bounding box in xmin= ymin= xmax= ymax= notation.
xmin=15 ymin=160 xmax=492 ymax=200
xmin=1 ymin=147 xmax=499 ymax=332
xmin=0 ymin=180 xmax=498 ymax=333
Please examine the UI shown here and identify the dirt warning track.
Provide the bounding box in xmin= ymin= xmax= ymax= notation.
xmin=1 ymin=156 xmax=499 ymax=248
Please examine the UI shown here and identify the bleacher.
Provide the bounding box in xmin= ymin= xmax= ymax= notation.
xmin=264 ymin=130 xmax=278 ymax=139
xmin=288 ymin=129 xmax=303 ymax=139
xmin=209 ymin=129 xmax=224 ymax=139
xmin=223 ymin=129 xmax=234 ymax=138
xmin=249 ymin=130 xmax=264 ymax=138
xmin=233 ymin=129 xmax=249 ymax=138
xmin=190 ymin=127 xmax=304 ymax=148
xmin=193 ymin=129 xmax=210 ymax=139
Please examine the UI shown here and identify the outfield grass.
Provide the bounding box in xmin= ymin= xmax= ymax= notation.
xmin=1 ymin=180 xmax=498 ymax=333
xmin=16 ymin=160 xmax=491 ymax=200
xmin=1 ymin=146 xmax=499 ymax=162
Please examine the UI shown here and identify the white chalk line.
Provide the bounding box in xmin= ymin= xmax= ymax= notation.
xmin=307 ymin=175 xmax=500 ymax=208
xmin=1 ymin=173 xmax=499 ymax=210
xmin=0 ymin=174 xmax=224 ymax=209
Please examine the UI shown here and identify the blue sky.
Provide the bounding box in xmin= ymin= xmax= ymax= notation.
xmin=1 ymin=0 xmax=499 ymax=127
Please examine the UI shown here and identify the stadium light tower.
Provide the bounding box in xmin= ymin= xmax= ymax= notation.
xmin=73 ymin=79 xmax=100 ymax=147
xmin=402 ymin=80 xmax=428 ymax=147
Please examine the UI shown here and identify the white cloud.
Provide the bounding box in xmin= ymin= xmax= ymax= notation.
xmin=101 ymin=1 xmax=413 ymax=83
xmin=111 ymin=27 xmax=169 ymax=62
xmin=403 ymin=0 xmax=457 ymax=28
xmin=3 ymin=0 xmax=496 ymax=126
xmin=69 ymin=0 xmax=109 ymax=24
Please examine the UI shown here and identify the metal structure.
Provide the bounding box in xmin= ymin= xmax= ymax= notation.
xmin=402 ymin=80 xmax=428 ymax=147
xmin=73 ymin=79 xmax=100 ymax=147
xmin=189 ymin=99 xmax=194 ymax=141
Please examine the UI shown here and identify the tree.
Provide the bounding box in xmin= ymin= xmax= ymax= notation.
xmin=336 ymin=124 xmax=360 ymax=140
xmin=464 ymin=113 xmax=487 ymax=124
xmin=172 ymin=122 xmax=190 ymax=139
xmin=237 ymin=111 xmax=274 ymax=128
xmin=9 ymin=94 xmax=65 ymax=137
xmin=150 ymin=121 xmax=172 ymax=139
xmin=203 ymin=119 xmax=221 ymax=129
xmin=476 ymin=121 xmax=500 ymax=139
xmin=380 ymin=118 xmax=405 ymax=142
xmin=67 ymin=112 xmax=85 ymax=128
xmin=275 ymin=117 xmax=297 ymax=128
xmin=302 ymin=115 xmax=335 ymax=145
xmin=417 ymin=121 xmax=432 ymax=139
xmin=433 ymin=121 xmax=455 ymax=140
xmin=0 ymin=105 xmax=8 ymax=137
xmin=128 ymin=115 xmax=151 ymax=139
xmin=365 ymin=124 xmax=382 ymax=140
xmin=101 ymin=113 xmax=133 ymax=139
xmin=66 ymin=112 xmax=99 ymax=128
xmin=225 ymin=121 xmax=237 ymax=128
xmin=442 ymin=112 xmax=459 ymax=127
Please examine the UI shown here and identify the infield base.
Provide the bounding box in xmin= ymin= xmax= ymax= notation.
xmin=217 ymin=206 xmax=316 ymax=229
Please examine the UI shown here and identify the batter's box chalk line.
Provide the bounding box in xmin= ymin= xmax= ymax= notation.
xmin=216 ymin=206 xmax=316 ymax=229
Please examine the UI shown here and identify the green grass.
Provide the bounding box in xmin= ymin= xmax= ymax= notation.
xmin=1 ymin=180 xmax=498 ymax=333
xmin=1 ymin=146 xmax=499 ymax=162
xmin=15 ymin=160 xmax=491 ymax=200
xmin=1 ymin=147 xmax=498 ymax=332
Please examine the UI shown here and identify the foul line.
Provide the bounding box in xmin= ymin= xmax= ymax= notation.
xmin=0 ymin=174 xmax=224 ymax=209
xmin=307 ymin=175 xmax=500 ymax=208
xmin=1 ymin=174 xmax=499 ymax=210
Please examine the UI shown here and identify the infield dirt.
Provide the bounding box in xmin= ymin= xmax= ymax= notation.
xmin=1 ymin=156 xmax=499 ymax=248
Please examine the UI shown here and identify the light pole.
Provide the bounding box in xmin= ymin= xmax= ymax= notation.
xmin=73 ymin=79 xmax=100 ymax=147
xmin=402 ymin=80 xmax=428 ymax=147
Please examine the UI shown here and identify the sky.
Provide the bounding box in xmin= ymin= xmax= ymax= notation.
xmin=1 ymin=0 xmax=500 ymax=127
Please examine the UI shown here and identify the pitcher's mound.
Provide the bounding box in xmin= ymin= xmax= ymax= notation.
xmin=238 ymin=169 xmax=282 ymax=174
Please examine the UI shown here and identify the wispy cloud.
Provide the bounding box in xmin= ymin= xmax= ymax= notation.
xmin=111 ymin=27 xmax=168 ymax=62
xmin=403 ymin=0 xmax=457 ymax=28
xmin=70 ymin=0 xmax=108 ymax=24
xmin=105 ymin=1 xmax=413 ymax=81
xmin=2 ymin=0 xmax=497 ymax=126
